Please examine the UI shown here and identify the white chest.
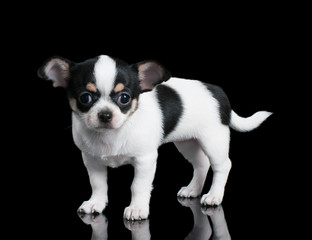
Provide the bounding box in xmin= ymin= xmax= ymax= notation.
xmin=73 ymin=129 xmax=134 ymax=167
xmin=71 ymin=104 xmax=163 ymax=167
xmin=73 ymin=123 xmax=131 ymax=157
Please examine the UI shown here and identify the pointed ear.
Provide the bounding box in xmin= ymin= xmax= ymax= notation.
xmin=37 ymin=57 xmax=72 ymax=88
xmin=133 ymin=61 xmax=171 ymax=91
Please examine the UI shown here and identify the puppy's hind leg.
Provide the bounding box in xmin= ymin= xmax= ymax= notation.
xmin=175 ymin=140 xmax=210 ymax=198
xmin=198 ymin=127 xmax=232 ymax=206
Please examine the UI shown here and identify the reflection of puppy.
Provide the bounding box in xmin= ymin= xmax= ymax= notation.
xmin=178 ymin=198 xmax=212 ymax=239
xmin=178 ymin=198 xmax=231 ymax=239
xmin=202 ymin=205 xmax=231 ymax=240
xmin=38 ymin=55 xmax=272 ymax=220
xmin=79 ymin=212 xmax=150 ymax=240
xmin=78 ymin=213 xmax=108 ymax=240
xmin=124 ymin=219 xmax=151 ymax=240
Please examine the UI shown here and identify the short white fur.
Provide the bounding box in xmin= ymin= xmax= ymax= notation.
xmin=94 ymin=55 xmax=116 ymax=97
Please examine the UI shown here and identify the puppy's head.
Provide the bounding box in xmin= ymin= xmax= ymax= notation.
xmin=38 ymin=55 xmax=170 ymax=131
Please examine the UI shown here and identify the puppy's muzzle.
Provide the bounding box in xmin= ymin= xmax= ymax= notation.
xmin=98 ymin=111 xmax=113 ymax=123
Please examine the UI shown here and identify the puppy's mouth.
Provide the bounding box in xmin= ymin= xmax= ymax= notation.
xmin=90 ymin=120 xmax=115 ymax=130
xmin=95 ymin=124 xmax=115 ymax=130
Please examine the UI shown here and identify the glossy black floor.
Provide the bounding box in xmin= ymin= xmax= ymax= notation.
xmin=20 ymin=124 xmax=285 ymax=239
xmin=78 ymin=198 xmax=230 ymax=240
xmin=21 ymin=157 xmax=285 ymax=240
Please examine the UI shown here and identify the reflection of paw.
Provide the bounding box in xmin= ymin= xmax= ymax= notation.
xmin=78 ymin=212 xmax=108 ymax=225
xmin=124 ymin=219 xmax=151 ymax=239
xmin=78 ymin=213 xmax=108 ymax=239
xmin=124 ymin=219 xmax=149 ymax=231
xmin=123 ymin=205 xmax=149 ymax=220
xmin=77 ymin=199 xmax=107 ymax=214
xmin=201 ymin=205 xmax=221 ymax=216
xmin=177 ymin=196 xmax=199 ymax=207
xmin=200 ymin=192 xmax=223 ymax=206
xmin=177 ymin=186 xmax=201 ymax=198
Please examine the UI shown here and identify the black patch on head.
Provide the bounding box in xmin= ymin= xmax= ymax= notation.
xmin=66 ymin=57 xmax=101 ymax=112
xmin=109 ymin=58 xmax=141 ymax=114
xmin=204 ymin=83 xmax=231 ymax=125
xmin=156 ymin=85 xmax=183 ymax=138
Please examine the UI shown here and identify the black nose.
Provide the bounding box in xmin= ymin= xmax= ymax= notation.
xmin=98 ymin=111 xmax=113 ymax=123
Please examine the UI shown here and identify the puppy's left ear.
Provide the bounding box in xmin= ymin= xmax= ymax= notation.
xmin=132 ymin=61 xmax=171 ymax=91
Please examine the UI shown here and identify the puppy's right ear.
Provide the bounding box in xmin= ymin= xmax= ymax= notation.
xmin=131 ymin=60 xmax=171 ymax=92
xmin=37 ymin=57 xmax=73 ymax=88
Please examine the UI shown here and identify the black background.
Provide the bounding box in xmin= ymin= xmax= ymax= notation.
xmin=6 ymin=4 xmax=299 ymax=239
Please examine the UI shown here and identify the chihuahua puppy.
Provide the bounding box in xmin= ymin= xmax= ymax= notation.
xmin=38 ymin=55 xmax=272 ymax=220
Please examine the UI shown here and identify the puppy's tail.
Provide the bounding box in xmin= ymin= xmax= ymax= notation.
xmin=229 ymin=110 xmax=272 ymax=132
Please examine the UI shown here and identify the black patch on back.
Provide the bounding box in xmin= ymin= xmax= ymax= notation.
xmin=156 ymin=85 xmax=183 ymax=138
xmin=204 ymin=83 xmax=231 ymax=125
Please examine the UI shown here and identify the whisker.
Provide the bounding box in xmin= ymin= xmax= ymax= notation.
xmin=64 ymin=125 xmax=72 ymax=130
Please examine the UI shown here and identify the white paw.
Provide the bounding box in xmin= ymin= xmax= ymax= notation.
xmin=200 ymin=191 xmax=223 ymax=206
xmin=78 ymin=199 xmax=107 ymax=214
xmin=123 ymin=205 xmax=149 ymax=220
xmin=177 ymin=186 xmax=201 ymax=198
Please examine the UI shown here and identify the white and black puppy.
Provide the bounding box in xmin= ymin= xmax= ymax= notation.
xmin=38 ymin=55 xmax=272 ymax=220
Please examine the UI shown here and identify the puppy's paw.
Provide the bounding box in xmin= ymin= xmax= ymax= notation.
xmin=123 ymin=205 xmax=149 ymax=221
xmin=177 ymin=186 xmax=201 ymax=198
xmin=200 ymin=191 xmax=223 ymax=206
xmin=77 ymin=199 xmax=107 ymax=214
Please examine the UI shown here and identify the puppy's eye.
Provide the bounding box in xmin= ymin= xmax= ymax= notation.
xmin=117 ymin=92 xmax=131 ymax=106
xmin=79 ymin=92 xmax=93 ymax=105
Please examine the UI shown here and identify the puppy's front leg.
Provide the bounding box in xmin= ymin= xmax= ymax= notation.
xmin=124 ymin=151 xmax=157 ymax=220
xmin=78 ymin=152 xmax=108 ymax=214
